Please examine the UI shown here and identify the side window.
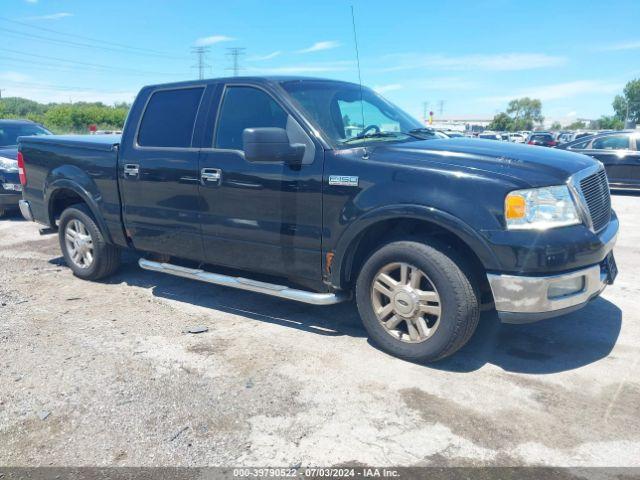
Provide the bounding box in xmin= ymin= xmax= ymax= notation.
xmin=635 ymin=137 xmax=640 ymax=151
xmin=215 ymin=86 xmax=288 ymax=150
xmin=137 ymin=87 xmax=204 ymax=148
xmin=591 ymin=135 xmax=630 ymax=151
xmin=569 ymin=139 xmax=591 ymax=150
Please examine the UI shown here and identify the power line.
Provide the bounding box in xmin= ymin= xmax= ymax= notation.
xmin=191 ymin=47 xmax=211 ymax=80
xmin=1 ymin=78 xmax=133 ymax=94
xmin=0 ymin=15 xmax=179 ymax=57
xmin=0 ymin=26 xmax=182 ymax=60
xmin=0 ymin=50 xmax=183 ymax=77
xmin=226 ymin=47 xmax=246 ymax=76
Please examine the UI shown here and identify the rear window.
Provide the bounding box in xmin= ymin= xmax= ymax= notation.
xmin=531 ymin=134 xmax=552 ymax=140
xmin=137 ymin=87 xmax=204 ymax=148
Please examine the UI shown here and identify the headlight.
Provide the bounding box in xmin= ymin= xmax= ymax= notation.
xmin=505 ymin=185 xmax=580 ymax=230
xmin=0 ymin=156 xmax=18 ymax=172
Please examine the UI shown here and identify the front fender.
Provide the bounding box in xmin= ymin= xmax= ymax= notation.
xmin=44 ymin=165 xmax=112 ymax=243
xmin=330 ymin=203 xmax=501 ymax=287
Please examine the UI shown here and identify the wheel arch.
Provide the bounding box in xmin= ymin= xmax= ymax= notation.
xmin=331 ymin=205 xmax=500 ymax=293
xmin=46 ymin=179 xmax=113 ymax=244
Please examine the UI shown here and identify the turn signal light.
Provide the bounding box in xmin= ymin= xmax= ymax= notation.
xmin=17 ymin=151 xmax=26 ymax=186
xmin=505 ymin=194 xmax=526 ymax=220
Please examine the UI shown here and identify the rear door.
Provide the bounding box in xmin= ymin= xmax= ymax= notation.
xmin=584 ymin=134 xmax=634 ymax=186
xmin=119 ymin=85 xmax=205 ymax=260
xmin=197 ymin=83 xmax=323 ymax=286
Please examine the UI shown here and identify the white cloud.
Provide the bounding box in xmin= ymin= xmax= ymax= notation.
xmin=25 ymin=0 xmax=38 ymax=3
xmin=478 ymin=80 xmax=622 ymax=103
xmin=248 ymin=51 xmax=282 ymax=61
xmin=194 ymin=35 xmax=234 ymax=47
xmin=373 ymin=84 xmax=403 ymax=94
xmin=297 ymin=41 xmax=340 ymax=54
xmin=377 ymin=53 xmax=566 ymax=72
xmin=24 ymin=12 xmax=73 ymax=20
xmin=598 ymin=40 xmax=640 ymax=51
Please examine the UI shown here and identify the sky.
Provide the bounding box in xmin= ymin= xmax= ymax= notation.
xmin=2 ymin=0 xmax=639 ymax=124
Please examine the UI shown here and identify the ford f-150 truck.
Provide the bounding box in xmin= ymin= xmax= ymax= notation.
xmin=17 ymin=77 xmax=619 ymax=362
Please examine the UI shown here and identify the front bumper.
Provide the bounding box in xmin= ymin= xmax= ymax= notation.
xmin=487 ymin=233 xmax=617 ymax=323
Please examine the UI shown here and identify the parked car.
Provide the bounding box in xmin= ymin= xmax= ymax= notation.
xmin=508 ymin=133 xmax=526 ymax=143
xmin=18 ymin=76 xmax=618 ymax=362
xmin=0 ymin=119 xmax=51 ymax=216
xmin=557 ymin=131 xmax=640 ymax=190
xmin=526 ymin=132 xmax=557 ymax=147
xmin=478 ymin=132 xmax=501 ymax=140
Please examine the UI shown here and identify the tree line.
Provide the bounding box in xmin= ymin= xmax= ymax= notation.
xmin=487 ymin=78 xmax=640 ymax=132
xmin=0 ymin=97 xmax=130 ymax=134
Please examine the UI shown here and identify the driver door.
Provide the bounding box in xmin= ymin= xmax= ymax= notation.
xmin=198 ymin=83 xmax=323 ymax=286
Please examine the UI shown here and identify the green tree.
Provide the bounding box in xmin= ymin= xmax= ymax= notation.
xmin=0 ymin=97 xmax=130 ymax=133
xmin=595 ymin=115 xmax=624 ymax=130
xmin=612 ymin=78 xmax=640 ymax=124
xmin=565 ymin=120 xmax=587 ymax=130
xmin=506 ymin=97 xmax=544 ymax=130
xmin=550 ymin=121 xmax=562 ymax=130
xmin=487 ymin=112 xmax=514 ymax=131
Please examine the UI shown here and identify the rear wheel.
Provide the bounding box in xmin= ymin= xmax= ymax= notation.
xmin=356 ymin=240 xmax=480 ymax=362
xmin=58 ymin=204 xmax=120 ymax=280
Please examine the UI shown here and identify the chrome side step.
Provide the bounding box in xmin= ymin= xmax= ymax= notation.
xmin=138 ymin=258 xmax=347 ymax=306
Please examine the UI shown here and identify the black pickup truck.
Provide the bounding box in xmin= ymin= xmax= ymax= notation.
xmin=18 ymin=77 xmax=619 ymax=362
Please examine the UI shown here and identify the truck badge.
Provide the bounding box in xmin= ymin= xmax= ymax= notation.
xmin=329 ymin=175 xmax=359 ymax=187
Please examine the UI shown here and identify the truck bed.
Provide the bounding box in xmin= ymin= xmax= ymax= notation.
xmin=19 ymin=134 xmax=121 ymax=151
xmin=19 ymin=134 xmax=126 ymax=246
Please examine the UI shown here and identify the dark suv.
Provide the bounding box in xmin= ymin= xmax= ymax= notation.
xmin=526 ymin=132 xmax=557 ymax=147
xmin=0 ymin=119 xmax=51 ymax=216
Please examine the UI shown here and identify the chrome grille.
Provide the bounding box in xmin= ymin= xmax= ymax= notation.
xmin=579 ymin=168 xmax=611 ymax=232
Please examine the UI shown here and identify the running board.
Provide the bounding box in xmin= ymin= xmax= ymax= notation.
xmin=138 ymin=258 xmax=347 ymax=306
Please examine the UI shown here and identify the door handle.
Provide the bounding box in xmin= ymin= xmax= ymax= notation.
xmin=124 ymin=164 xmax=140 ymax=178
xmin=201 ymin=168 xmax=222 ymax=185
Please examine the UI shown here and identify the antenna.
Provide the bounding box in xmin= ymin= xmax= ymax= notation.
xmin=350 ymin=5 xmax=365 ymax=142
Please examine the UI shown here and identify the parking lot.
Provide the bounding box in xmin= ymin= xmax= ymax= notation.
xmin=0 ymin=193 xmax=638 ymax=467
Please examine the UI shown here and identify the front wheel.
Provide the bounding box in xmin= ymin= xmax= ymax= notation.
xmin=58 ymin=204 xmax=120 ymax=280
xmin=355 ymin=240 xmax=480 ymax=362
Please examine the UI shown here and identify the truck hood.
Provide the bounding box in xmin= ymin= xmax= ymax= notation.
xmin=0 ymin=146 xmax=18 ymax=160
xmin=371 ymin=138 xmax=598 ymax=187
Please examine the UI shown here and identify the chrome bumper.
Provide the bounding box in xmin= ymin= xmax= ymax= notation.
xmin=488 ymin=265 xmax=608 ymax=323
xmin=18 ymin=199 xmax=33 ymax=221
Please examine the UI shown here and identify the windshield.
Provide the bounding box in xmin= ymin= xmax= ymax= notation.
xmin=0 ymin=123 xmax=51 ymax=147
xmin=280 ymin=80 xmax=424 ymax=147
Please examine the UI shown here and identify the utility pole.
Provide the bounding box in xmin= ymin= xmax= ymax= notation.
xmin=438 ymin=100 xmax=445 ymax=116
xmin=226 ymin=47 xmax=246 ymax=76
xmin=422 ymin=101 xmax=429 ymax=123
xmin=191 ymin=46 xmax=211 ymax=80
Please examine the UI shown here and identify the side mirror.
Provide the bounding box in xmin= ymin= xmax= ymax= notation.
xmin=242 ymin=127 xmax=305 ymax=165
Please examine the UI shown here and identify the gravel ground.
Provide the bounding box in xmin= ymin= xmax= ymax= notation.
xmin=0 ymin=194 xmax=639 ymax=467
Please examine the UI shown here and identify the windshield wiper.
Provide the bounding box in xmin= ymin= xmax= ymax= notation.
xmin=341 ymin=131 xmax=409 ymax=144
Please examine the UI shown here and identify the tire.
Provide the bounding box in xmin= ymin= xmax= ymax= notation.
xmin=355 ymin=239 xmax=480 ymax=362
xmin=58 ymin=203 xmax=120 ymax=280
